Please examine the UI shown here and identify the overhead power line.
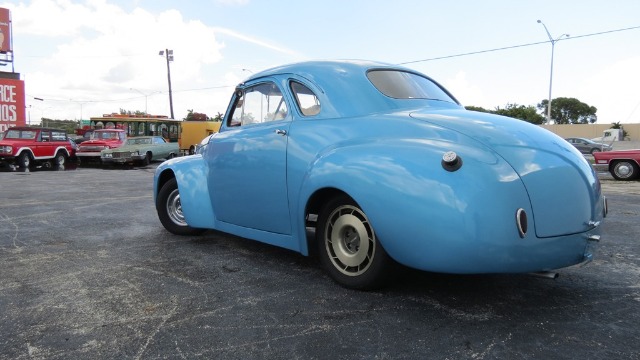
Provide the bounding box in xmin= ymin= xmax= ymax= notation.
xmin=399 ymin=25 xmax=640 ymax=65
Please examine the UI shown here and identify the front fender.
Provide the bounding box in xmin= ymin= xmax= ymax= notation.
xmin=154 ymin=155 xmax=216 ymax=229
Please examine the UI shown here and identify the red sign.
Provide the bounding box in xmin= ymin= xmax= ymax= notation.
xmin=0 ymin=78 xmax=25 ymax=132
xmin=0 ymin=8 xmax=10 ymax=53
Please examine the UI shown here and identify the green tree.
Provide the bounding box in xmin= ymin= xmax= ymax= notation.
xmin=537 ymin=97 xmax=597 ymax=124
xmin=184 ymin=109 xmax=209 ymax=121
xmin=119 ymin=108 xmax=147 ymax=116
xmin=40 ymin=119 xmax=80 ymax=134
xmin=466 ymin=104 xmax=545 ymax=124
xmin=211 ymin=112 xmax=224 ymax=122
xmin=493 ymin=103 xmax=546 ymax=124
xmin=465 ymin=106 xmax=491 ymax=113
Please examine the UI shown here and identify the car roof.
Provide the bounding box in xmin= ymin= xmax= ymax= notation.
xmin=239 ymin=60 xmax=461 ymax=118
xmin=6 ymin=126 xmax=67 ymax=132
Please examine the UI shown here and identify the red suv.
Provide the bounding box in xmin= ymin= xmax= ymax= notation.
xmin=0 ymin=127 xmax=76 ymax=168
xmin=75 ymin=129 xmax=127 ymax=163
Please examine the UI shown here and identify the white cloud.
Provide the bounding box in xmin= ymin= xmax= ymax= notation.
xmin=215 ymin=0 xmax=249 ymax=5
xmin=213 ymin=27 xmax=303 ymax=58
xmin=579 ymin=56 xmax=640 ymax=123
xmin=7 ymin=1 xmax=228 ymax=119
xmin=443 ymin=71 xmax=488 ymax=108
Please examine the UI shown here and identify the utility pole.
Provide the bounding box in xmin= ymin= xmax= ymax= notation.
xmin=159 ymin=49 xmax=175 ymax=119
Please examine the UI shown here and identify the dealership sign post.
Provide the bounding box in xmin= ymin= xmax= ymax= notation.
xmin=0 ymin=77 xmax=25 ymax=131
xmin=0 ymin=7 xmax=26 ymax=132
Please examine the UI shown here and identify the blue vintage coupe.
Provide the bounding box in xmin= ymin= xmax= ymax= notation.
xmin=154 ymin=60 xmax=606 ymax=289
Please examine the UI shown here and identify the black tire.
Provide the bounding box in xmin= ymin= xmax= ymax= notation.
xmin=590 ymin=148 xmax=600 ymax=155
xmin=141 ymin=152 xmax=151 ymax=166
xmin=316 ymin=195 xmax=393 ymax=290
xmin=610 ymin=160 xmax=639 ymax=181
xmin=156 ymin=177 xmax=205 ymax=235
xmin=54 ymin=151 xmax=67 ymax=166
xmin=17 ymin=152 xmax=31 ymax=168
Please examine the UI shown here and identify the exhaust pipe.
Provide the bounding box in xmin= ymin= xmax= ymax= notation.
xmin=529 ymin=271 xmax=559 ymax=279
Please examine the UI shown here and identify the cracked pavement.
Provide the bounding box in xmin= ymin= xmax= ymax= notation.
xmin=0 ymin=164 xmax=638 ymax=359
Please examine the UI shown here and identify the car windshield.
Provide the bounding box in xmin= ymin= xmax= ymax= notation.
xmin=96 ymin=132 xmax=120 ymax=139
xmin=5 ymin=129 xmax=37 ymax=139
xmin=367 ymin=70 xmax=457 ymax=103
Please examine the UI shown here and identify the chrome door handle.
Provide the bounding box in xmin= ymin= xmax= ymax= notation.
xmin=275 ymin=129 xmax=287 ymax=136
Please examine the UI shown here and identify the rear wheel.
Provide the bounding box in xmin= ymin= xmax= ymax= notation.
xmin=156 ymin=178 xmax=205 ymax=235
xmin=54 ymin=151 xmax=67 ymax=165
xmin=611 ymin=160 xmax=639 ymax=181
xmin=317 ymin=195 xmax=393 ymax=290
xmin=17 ymin=152 xmax=31 ymax=168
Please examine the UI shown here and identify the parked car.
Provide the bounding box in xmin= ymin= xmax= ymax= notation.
xmin=72 ymin=130 xmax=94 ymax=145
xmin=76 ymin=129 xmax=126 ymax=163
xmin=0 ymin=127 xmax=76 ymax=168
xmin=593 ymin=149 xmax=640 ymax=180
xmin=101 ymin=136 xmax=179 ymax=166
xmin=565 ymin=137 xmax=612 ymax=154
xmin=154 ymin=60 xmax=606 ymax=290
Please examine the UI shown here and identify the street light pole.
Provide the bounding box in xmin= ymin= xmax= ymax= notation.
xmin=70 ymin=99 xmax=85 ymax=121
xmin=130 ymin=88 xmax=150 ymax=115
xmin=537 ymin=20 xmax=569 ymax=124
xmin=159 ymin=49 xmax=175 ymax=119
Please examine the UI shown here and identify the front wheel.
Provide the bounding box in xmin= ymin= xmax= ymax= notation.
xmin=316 ymin=195 xmax=393 ymax=290
xmin=156 ymin=178 xmax=205 ymax=235
xmin=17 ymin=152 xmax=31 ymax=168
xmin=140 ymin=152 xmax=151 ymax=166
xmin=611 ymin=160 xmax=639 ymax=181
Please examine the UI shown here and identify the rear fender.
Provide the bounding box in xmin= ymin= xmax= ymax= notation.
xmin=296 ymin=138 xmax=530 ymax=264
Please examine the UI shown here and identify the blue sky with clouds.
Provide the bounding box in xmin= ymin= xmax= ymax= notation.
xmin=3 ymin=0 xmax=639 ymax=123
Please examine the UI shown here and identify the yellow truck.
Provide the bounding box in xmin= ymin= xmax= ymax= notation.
xmin=179 ymin=121 xmax=221 ymax=155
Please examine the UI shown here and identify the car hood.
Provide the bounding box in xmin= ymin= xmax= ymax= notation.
xmin=410 ymin=109 xmax=602 ymax=238
xmin=104 ymin=144 xmax=147 ymax=152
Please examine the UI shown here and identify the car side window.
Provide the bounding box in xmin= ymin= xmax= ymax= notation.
xmin=52 ymin=131 xmax=66 ymax=141
xmin=229 ymin=82 xmax=287 ymax=127
xmin=290 ymin=81 xmax=320 ymax=116
xmin=40 ymin=130 xmax=51 ymax=142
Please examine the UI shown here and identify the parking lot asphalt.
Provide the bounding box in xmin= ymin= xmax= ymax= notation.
xmin=0 ymin=163 xmax=639 ymax=360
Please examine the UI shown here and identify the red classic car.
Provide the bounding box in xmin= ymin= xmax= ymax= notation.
xmin=593 ymin=149 xmax=640 ymax=180
xmin=75 ymin=129 xmax=127 ymax=163
xmin=0 ymin=127 xmax=76 ymax=168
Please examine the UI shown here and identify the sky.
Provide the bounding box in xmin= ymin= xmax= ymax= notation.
xmin=2 ymin=0 xmax=639 ymax=124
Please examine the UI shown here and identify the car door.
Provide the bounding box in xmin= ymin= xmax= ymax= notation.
xmin=153 ymin=136 xmax=170 ymax=159
xmin=576 ymin=139 xmax=590 ymax=154
xmin=208 ymin=80 xmax=292 ymax=235
xmin=34 ymin=129 xmax=53 ymax=158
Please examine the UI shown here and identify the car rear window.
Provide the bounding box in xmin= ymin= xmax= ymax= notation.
xmin=367 ymin=70 xmax=457 ymax=103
